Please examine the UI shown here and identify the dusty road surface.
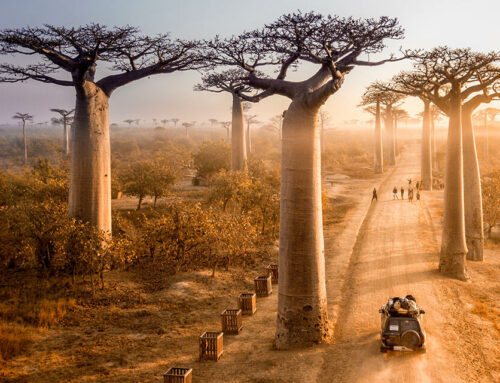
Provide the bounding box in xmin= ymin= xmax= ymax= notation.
xmin=319 ymin=145 xmax=499 ymax=383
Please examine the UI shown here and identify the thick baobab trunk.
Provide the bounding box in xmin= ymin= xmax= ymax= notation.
xmin=63 ymin=121 xmax=70 ymax=154
xmin=385 ymin=106 xmax=396 ymax=166
xmin=421 ymin=100 xmax=432 ymax=190
xmin=462 ymin=109 xmax=483 ymax=261
xmin=374 ymin=100 xmax=383 ymax=174
xmin=275 ymin=97 xmax=330 ymax=349
xmin=440 ymin=86 xmax=467 ymax=279
xmin=69 ymin=82 xmax=112 ymax=235
xmin=22 ymin=121 xmax=27 ymax=164
xmin=231 ymin=94 xmax=247 ymax=171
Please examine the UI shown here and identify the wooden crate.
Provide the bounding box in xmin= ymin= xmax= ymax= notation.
xmin=199 ymin=331 xmax=223 ymax=361
xmin=221 ymin=309 xmax=243 ymax=334
xmin=266 ymin=264 xmax=279 ymax=284
xmin=238 ymin=293 xmax=257 ymax=315
xmin=163 ymin=367 xmax=192 ymax=383
xmin=254 ymin=275 xmax=272 ymax=297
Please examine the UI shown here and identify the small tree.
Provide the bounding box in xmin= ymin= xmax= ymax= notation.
xmin=192 ymin=140 xmax=231 ymax=180
xmin=12 ymin=112 xmax=33 ymax=164
xmin=148 ymin=159 xmax=179 ymax=208
xmin=120 ymin=161 xmax=151 ymax=210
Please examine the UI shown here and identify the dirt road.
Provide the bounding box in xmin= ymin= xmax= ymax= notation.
xmin=320 ymin=145 xmax=499 ymax=383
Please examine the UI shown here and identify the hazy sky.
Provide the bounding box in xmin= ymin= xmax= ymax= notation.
xmin=0 ymin=0 xmax=499 ymax=128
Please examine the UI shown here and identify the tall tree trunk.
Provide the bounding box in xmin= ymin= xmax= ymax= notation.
xmin=374 ymin=100 xmax=383 ymax=174
xmin=246 ymin=122 xmax=252 ymax=155
xmin=421 ymin=100 xmax=432 ymax=190
xmin=431 ymin=116 xmax=437 ymax=171
xmin=22 ymin=121 xmax=27 ymax=164
xmin=63 ymin=120 xmax=70 ymax=155
xmin=439 ymin=85 xmax=467 ymax=279
xmin=462 ymin=109 xmax=484 ymax=261
xmin=394 ymin=116 xmax=399 ymax=156
xmin=385 ymin=106 xmax=396 ymax=166
xmin=275 ymin=97 xmax=330 ymax=349
xmin=483 ymin=114 xmax=488 ymax=158
xmin=231 ymin=93 xmax=247 ymax=171
xmin=69 ymin=82 xmax=112 ymax=235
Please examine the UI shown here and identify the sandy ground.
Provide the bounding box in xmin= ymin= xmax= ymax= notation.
xmin=1 ymin=145 xmax=498 ymax=382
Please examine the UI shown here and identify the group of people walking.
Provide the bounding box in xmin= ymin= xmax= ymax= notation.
xmin=372 ymin=179 xmax=421 ymax=202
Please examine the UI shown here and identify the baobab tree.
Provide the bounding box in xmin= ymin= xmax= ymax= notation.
xmin=392 ymin=107 xmax=409 ymax=156
xmin=50 ymin=108 xmax=74 ymax=154
xmin=219 ymin=121 xmax=231 ymax=141
xmin=477 ymin=107 xmax=500 ymax=158
xmin=362 ymin=84 xmax=405 ymax=167
xmin=170 ymin=118 xmax=180 ymax=129
xmin=319 ymin=108 xmax=330 ymax=155
xmin=375 ymin=76 xmax=437 ymax=190
xmin=359 ymin=91 xmax=386 ymax=173
xmin=430 ymin=104 xmax=444 ymax=170
xmin=12 ymin=112 xmax=32 ymax=164
xmin=195 ymin=69 xmax=266 ymax=170
xmin=161 ymin=119 xmax=169 ymax=126
xmin=0 ymin=24 xmax=204 ymax=235
xmin=208 ymin=118 xmax=218 ymax=129
xmin=209 ymin=12 xmax=404 ymax=348
xmin=182 ymin=121 xmax=195 ymax=137
xmin=244 ymin=114 xmax=258 ymax=155
xmin=124 ymin=119 xmax=135 ymax=127
xmin=360 ymin=105 xmax=383 ymax=172
xmin=395 ymin=48 xmax=500 ymax=273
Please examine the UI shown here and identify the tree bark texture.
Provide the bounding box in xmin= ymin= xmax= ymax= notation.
xmin=275 ymin=96 xmax=330 ymax=349
xmin=439 ymin=84 xmax=467 ymax=279
xmin=69 ymin=82 xmax=112 ymax=235
xmin=421 ymin=100 xmax=432 ymax=190
xmin=462 ymin=109 xmax=484 ymax=261
xmin=231 ymin=94 xmax=247 ymax=171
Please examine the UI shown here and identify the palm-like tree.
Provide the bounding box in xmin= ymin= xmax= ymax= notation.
xmin=12 ymin=112 xmax=33 ymax=164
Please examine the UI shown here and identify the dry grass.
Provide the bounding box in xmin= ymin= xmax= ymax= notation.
xmin=0 ymin=321 xmax=32 ymax=361
xmin=0 ymin=295 xmax=76 ymax=328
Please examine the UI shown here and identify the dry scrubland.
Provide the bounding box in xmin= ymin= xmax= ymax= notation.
xmin=0 ymin=125 xmax=382 ymax=381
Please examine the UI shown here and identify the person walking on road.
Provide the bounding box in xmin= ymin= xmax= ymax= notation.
xmin=408 ymin=183 xmax=414 ymax=202
xmin=416 ymin=190 xmax=421 ymax=201
xmin=400 ymin=186 xmax=404 ymax=200
xmin=372 ymin=188 xmax=378 ymax=202
xmin=393 ymin=186 xmax=399 ymax=200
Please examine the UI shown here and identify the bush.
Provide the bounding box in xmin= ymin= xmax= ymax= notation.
xmin=192 ymin=140 xmax=230 ymax=180
xmin=482 ymin=170 xmax=500 ymax=237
